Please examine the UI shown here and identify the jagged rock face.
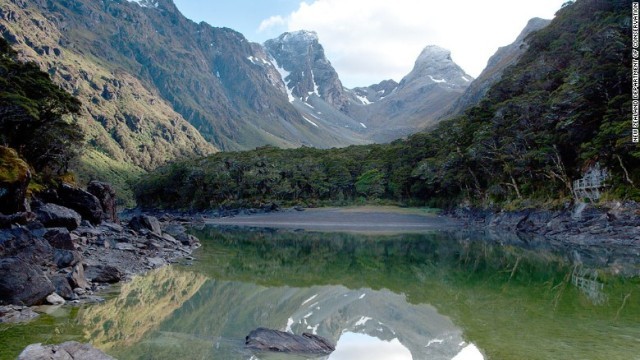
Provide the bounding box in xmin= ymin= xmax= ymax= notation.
xmin=398 ymin=45 xmax=472 ymax=92
xmin=351 ymin=79 xmax=399 ymax=105
xmin=444 ymin=17 xmax=551 ymax=117
xmin=351 ymin=45 xmax=473 ymax=142
xmin=265 ymin=31 xmax=351 ymax=111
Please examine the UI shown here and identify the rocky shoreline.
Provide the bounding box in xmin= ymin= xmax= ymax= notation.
xmin=449 ymin=201 xmax=640 ymax=274
xmin=450 ymin=201 xmax=640 ymax=245
xmin=0 ymin=182 xmax=200 ymax=324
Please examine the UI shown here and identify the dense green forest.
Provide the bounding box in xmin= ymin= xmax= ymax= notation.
xmin=0 ymin=37 xmax=83 ymax=183
xmin=136 ymin=0 xmax=638 ymax=210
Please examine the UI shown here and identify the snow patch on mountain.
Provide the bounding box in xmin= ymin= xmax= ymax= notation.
xmin=125 ymin=0 xmax=159 ymax=8
xmin=428 ymin=75 xmax=447 ymax=83
xmin=311 ymin=70 xmax=320 ymax=96
xmin=270 ymin=57 xmax=295 ymax=102
xmin=247 ymin=56 xmax=270 ymax=65
xmin=303 ymin=116 xmax=319 ymax=127
xmin=357 ymin=95 xmax=371 ymax=105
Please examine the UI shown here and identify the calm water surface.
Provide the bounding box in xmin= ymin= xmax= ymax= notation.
xmin=1 ymin=226 xmax=638 ymax=360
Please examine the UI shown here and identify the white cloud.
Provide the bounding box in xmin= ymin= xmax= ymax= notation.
xmin=258 ymin=15 xmax=287 ymax=32
xmin=266 ymin=0 xmax=566 ymax=87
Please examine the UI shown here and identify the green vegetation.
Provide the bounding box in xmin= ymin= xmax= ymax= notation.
xmin=134 ymin=141 xmax=431 ymax=209
xmin=75 ymin=150 xmax=145 ymax=208
xmin=0 ymin=146 xmax=29 ymax=184
xmin=0 ymin=37 xmax=83 ymax=179
xmin=136 ymin=0 xmax=638 ymax=210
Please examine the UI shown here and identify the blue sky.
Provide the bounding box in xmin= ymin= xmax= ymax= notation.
xmin=173 ymin=0 xmax=300 ymax=40
xmin=172 ymin=0 xmax=567 ymax=88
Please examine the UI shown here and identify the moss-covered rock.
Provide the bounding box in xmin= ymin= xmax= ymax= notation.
xmin=0 ymin=146 xmax=31 ymax=214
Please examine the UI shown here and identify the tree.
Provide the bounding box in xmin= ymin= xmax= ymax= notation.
xmin=355 ymin=169 xmax=386 ymax=199
xmin=0 ymin=37 xmax=83 ymax=176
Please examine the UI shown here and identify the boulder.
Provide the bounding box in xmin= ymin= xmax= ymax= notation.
xmin=53 ymin=249 xmax=82 ymax=268
xmin=56 ymin=184 xmax=104 ymax=225
xmin=44 ymin=228 xmax=75 ymax=250
xmin=51 ymin=274 xmax=75 ymax=300
xmin=245 ymin=328 xmax=335 ymax=355
xmin=162 ymin=223 xmax=199 ymax=246
xmin=0 ymin=227 xmax=53 ymax=266
xmin=0 ymin=212 xmax=35 ymax=229
xmin=100 ymin=222 xmax=124 ymax=233
xmin=84 ymin=264 xmax=123 ymax=284
xmin=0 ymin=146 xmax=31 ymax=215
xmin=129 ymin=215 xmax=162 ymax=235
xmin=18 ymin=341 xmax=115 ymax=360
xmin=68 ymin=263 xmax=90 ymax=289
xmin=46 ymin=292 xmax=66 ymax=305
xmin=87 ymin=181 xmax=118 ymax=223
xmin=146 ymin=257 xmax=166 ymax=268
xmin=35 ymin=203 xmax=82 ymax=230
xmin=0 ymin=258 xmax=55 ymax=306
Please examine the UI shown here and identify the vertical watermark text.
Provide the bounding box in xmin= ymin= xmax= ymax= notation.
xmin=633 ymin=2 xmax=639 ymax=143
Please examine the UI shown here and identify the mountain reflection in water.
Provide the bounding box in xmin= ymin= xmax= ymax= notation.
xmin=1 ymin=226 xmax=638 ymax=360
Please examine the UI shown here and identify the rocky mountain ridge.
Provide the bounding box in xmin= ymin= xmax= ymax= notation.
xmin=264 ymin=30 xmax=352 ymax=110
xmin=265 ymin=34 xmax=474 ymax=142
xmin=347 ymin=45 xmax=474 ymax=141
xmin=444 ymin=17 xmax=551 ymax=117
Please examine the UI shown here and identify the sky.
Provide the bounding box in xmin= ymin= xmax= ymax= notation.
xmin=172 ymin=0 xmax=567 ymax=88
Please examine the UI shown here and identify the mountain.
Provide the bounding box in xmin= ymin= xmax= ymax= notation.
xmin=444 ymin=17 xmax=551 ymax=117
xmin=264 ymin=30 xmax=351 ymax=111
xmin=351 ymin=79 xmax=399 ymax=105
xmin=137 ymin=0 xmax=637 ymax=209
xmin=264 ymin=32 xmax=478 ymax=143
xmin=0 ymin=0 xmax=220 ymax=202
xmin=350 ymin=45 xmax=473 ymax=142
xmin=0 ymin=0 xmax=369 ymax=162
xmin=264 ymin=30 xmax=370 ymax=141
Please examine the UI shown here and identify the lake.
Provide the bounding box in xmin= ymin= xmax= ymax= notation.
xmin=1 ymin=211 xmax=639 ymax=359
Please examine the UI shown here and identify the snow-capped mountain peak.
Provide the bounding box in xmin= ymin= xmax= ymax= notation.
xmin=265 ymin=30 xmax=350 ymax=110
xmin=400 ymin=45 xmax=473 ymax=89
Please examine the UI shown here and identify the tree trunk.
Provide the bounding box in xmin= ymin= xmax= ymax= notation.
xmin=616 ymin=154 xmax=635 ymax=187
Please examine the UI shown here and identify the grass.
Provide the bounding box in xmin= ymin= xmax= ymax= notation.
xmin=74 ymin=150 xmax=145 ymax=208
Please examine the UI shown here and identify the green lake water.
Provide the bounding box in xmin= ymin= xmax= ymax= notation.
xmin=1 ymin=226 xmax=639 ymax=359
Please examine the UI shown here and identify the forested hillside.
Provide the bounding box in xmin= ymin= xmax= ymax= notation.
xmin=136 ymin=0 xmax=638 ymax=210
xmin=0 ymin=37 xmax=82 ymax=181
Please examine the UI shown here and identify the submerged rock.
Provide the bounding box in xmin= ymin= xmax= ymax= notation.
xmin=18 ymin=341 xmax=115 ymax=360
xmin=245 ymin=327 xmax=335 ymax=354
xmin=0 ymin=305 xmax=39 ymax=323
